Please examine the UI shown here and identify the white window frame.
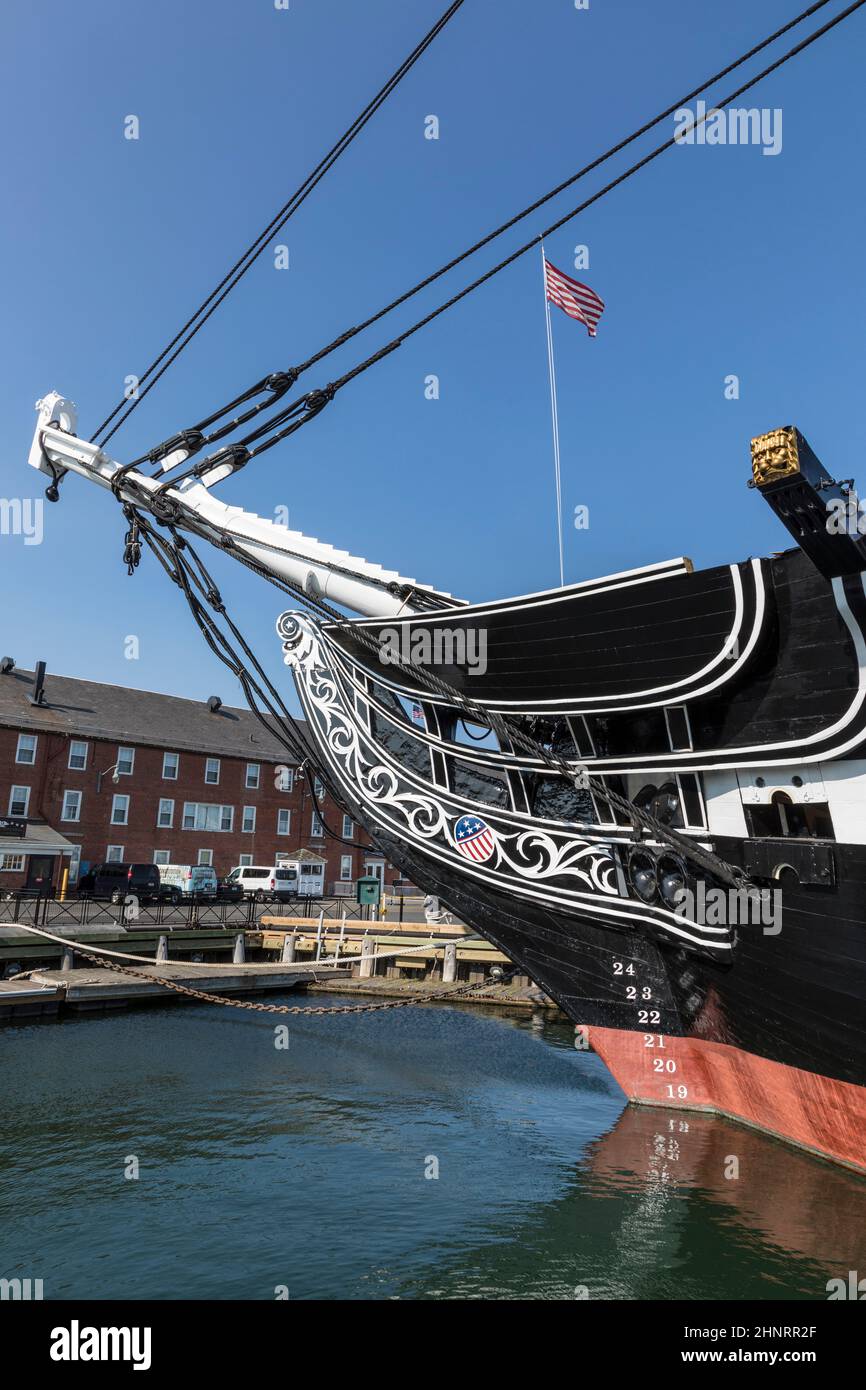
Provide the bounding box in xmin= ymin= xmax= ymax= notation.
xmin=106 ymin=844 xmax=124 ymax=863
xmin=8 ymin=785 xmax=30 ymax=817
xmin=1 ymin=853 xmax=25 ymax=872
xmin=157 ymin=798 xmax=175 ymax=829
xmin=182 ymin=802 xmax=234 ymax=833
xmin=68 ymin=740 xmax=88 ymax=771
xmin=242 ymin=806 xmax=256 ymax=833
xmin=111 ymin=793 xmax=130 ymax=826
xmin=204 ymin=757 xmax=221 ymax=785
xmin=15 ymin=733 xmax=37 ymax=765
xmin=314 ymin=777 xmax=325 ymax=799
xmin=342 ymin=815 xmax=353 ymax=839
xmin=197 ymin=848 xmax=214 ymax=866
xmin=277 ymin=808 xmax=291 ymax=836
xmin=116 ymin=746 xmax=135 ymax=776
xmin=340 ymin=855 xmax=353 ymax=881
xmin=310 ymin=812 xmax=324 ymax=838
xmin=61 ymin=789 xmax=82 ymax=823
xmin=245 ymin=763 xmax=260 ymax=790
xmin=239 ymin=853 xmax=253 ymax=867
xmin=276 ymin=766 xmax=294 ymax=793
xmin=162 ymin=751 xmax=179 ymax=780
xmin=153 ymin=849 xmax=171 ymax=866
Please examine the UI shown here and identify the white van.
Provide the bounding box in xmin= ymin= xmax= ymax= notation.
xmin=158 ymin=863 xmax=218 ymax=901
xmin=224 ymin=865 xmax=298 ymax=902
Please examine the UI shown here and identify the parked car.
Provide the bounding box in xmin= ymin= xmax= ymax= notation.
xmin=224 ymin=865 xmax=298 ymax=903
xmin=215 ymin=874 xmax=244 ymax=902
xmin=78 ymin=862 xmax=162 ymax=903
xmin=157 ymin=864 xmax=219 ymax=903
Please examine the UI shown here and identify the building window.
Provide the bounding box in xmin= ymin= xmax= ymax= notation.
xmin=245 ymin=763 xmax=260 ymax=790
xmin=153 ymin=849 xmax=171 ymax=866
xmin=117 ymin=746 xmax=135 ymax=776
xmin=157 ymin=798 xmax=174 ymax=829
xmin=340 ymin=855 xmax=353 ymax=881
xmin=314 ymin=777 xmax=325 ymax=799
xmin=111 ymin=794 xmax=130 ymax=825
xmin=68 ymin=740 xmax=88 ymax=771
xmin=162 ymin=751 xmax=179 ymax=780
xmin=15 ymin=733 xmax=37 ymax=765
xmin=276 ymin=765 xmax=294 ymax=793
xmin=106 ymin=845 xmax=124 ymax=863
xmin=342 ymin=816 xmax=353 ymax=839
xmin=1 ymin=854 xmax=25 ymax=872
xmin=239 ymin=853 xmax=253 ymax=867
xmin=311 ymin=812 xmax=324 ymax=838
xmin=242 ymin=806 xmax=256 ymax=833
xmin=61 ymin=790 xmax=82 ymax=823
xmin=8 ymin=786 xmax=30 ymax=817
xmin=182 ymin=802 xmax=234 ymax=832
xmin=205 ymin=758 xmax=220 ymax=785
xmin=198 ymin=849 xmax=214 ymax=866
xmin=277 ymin=809 xmax=291 ymax=836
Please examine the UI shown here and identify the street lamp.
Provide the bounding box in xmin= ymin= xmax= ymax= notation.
xmin=96 ymin=762 xmax=121 ymax=793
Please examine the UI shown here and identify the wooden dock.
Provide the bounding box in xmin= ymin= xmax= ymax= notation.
xmin=0 ymin=961 xmax=345 ymax=1017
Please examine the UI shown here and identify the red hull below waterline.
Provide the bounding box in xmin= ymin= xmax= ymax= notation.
xmin=586 ymin=1026 xmax=866 ymax=1175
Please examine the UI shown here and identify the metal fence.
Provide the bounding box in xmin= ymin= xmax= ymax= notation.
xmin=0 ymin=892 xmax=376 ymax=930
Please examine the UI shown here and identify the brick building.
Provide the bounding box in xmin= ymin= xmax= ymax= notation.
xmin=0 ymin=660 xmax=402 ymax=895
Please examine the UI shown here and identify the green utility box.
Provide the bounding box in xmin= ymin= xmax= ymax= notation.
xmin=356 ymin=876 xmax=382 ymax=906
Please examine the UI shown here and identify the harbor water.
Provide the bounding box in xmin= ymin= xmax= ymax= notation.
xmin=2 ymin=997 xmax=865 ymax=1301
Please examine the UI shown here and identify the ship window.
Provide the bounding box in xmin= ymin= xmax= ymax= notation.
xmin=567 ymin=716 xmax=595 ymax=759
xmin=666 ymin=706 xmax=693 ymax=752
xmin=448 ymin=757 xmax=510 ymax=810
xmin=530 ymin=775 xmax=595 ymax=824
xmin=368 ymin=679 xmax=420 ymax=727
xmin=592 ymin=774 xmax=632 ymax=828
xmin=745 ymin=794 xmax=835 ymax=841
xmin=453 ymin=718 xmax=498 ymax=750
xmin=677 ymin=773 xmax=706 ymax=829
xmin=524 ymin=717 xmax=577 ymax=759
xmin=370 ymin=708 xmax=432 ymax=780
xmin=589 ymin=711 xmax=669 ymax=757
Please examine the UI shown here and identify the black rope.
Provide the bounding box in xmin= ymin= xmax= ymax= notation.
xmin=90 ymin=0 xmax=467 ymax=448
xmin=134 ymin=0 xmax=845 ymax=468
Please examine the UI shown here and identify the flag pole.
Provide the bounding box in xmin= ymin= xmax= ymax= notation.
xmin=540 ymin=240 xmax=565 ymax=587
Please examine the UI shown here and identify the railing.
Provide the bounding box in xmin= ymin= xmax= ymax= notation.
xmin=0 ymin=892 xmax=380 ymax=929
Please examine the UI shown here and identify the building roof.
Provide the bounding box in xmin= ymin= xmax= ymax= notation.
xmin=0 ymin=665 xmax=304 ymax=763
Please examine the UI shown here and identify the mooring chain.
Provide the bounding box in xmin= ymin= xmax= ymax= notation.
xmin=63 ymin=945 xmax=520 ymax=1016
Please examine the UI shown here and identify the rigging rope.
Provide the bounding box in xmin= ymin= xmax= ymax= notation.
xmin=135 ymin=0 xmax=853 ymax=474
xmin=90 ymin=0 xmax=467 ymax=448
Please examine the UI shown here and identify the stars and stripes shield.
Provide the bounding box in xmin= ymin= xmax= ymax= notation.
xmin=454 ymin=814 xmax=496 ymax=864
xmin=544 ymin=258 xmax=605 ymax=337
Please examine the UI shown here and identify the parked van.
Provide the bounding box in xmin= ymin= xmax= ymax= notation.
xmin=78 ymin=862 xmax=162 ymax=903
xmin=157 ymin=864 xmax=218 ymax=902
xmin=224 ymin=865 xmax=298 ymax=902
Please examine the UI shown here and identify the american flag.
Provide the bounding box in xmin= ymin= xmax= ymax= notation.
xmin=454 ymin=814 xmax=496 ymax=864
xmin=544 ymin=258 xmax=605 ymax=337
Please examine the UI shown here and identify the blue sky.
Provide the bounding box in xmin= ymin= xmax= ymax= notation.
xmin=2 ymin=0 xmax=865 ymax=707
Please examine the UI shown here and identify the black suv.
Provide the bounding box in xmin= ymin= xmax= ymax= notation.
xmin=78 ymin=862 xmax=162 ymax=903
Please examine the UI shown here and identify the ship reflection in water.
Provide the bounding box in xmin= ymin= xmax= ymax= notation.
xmin=1 ymin=1001 xmax=864 ymax=1300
